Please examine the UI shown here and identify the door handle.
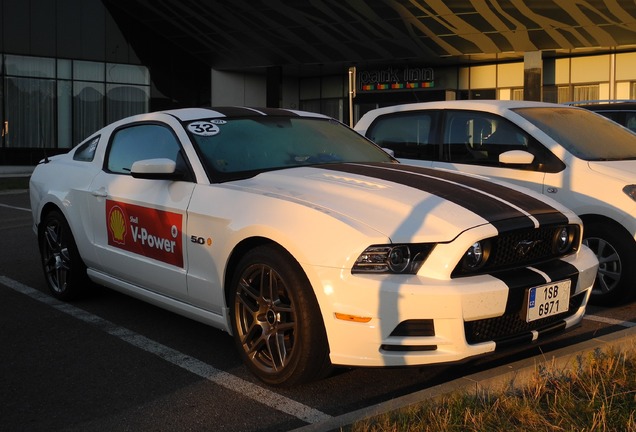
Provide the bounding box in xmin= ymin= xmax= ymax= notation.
xmin=91 ymin=188 xmax=108 ymax=198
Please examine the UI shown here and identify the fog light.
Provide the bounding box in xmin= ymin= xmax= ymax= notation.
xmin=554 ymin=226 xmax=574 ymax=254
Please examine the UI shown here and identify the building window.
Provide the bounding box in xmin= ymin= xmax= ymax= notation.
xmin=5 ymin=77 xmax=56 ymax=148
xmin=299 ymin=75 xmax=345 ymax=122
xmin=58 ymin=81 xmax=72 ymax=149
xmin=3 ymin=55 xmax=56 ymax=149
xmin=105 ymin=64 xmax=150 ymax=124
xmin=2 ymin=54 xmax=149 ymax=151
xmin=573 ymin=84 xmax=599 ymax=102
xmin=107 ymin=84 xmax=149 ymax=124
xmin=74 ymin=81 xmax=105 ymax=144
xmin=557 ymin=86 xmax=571 ymax=103
xmin=299 ymin=100 xmax=321 ymax=114
xmin=499 ymin=88 xmax=524 ymax=101
xmin=511 ymin=88 xmax=524 ymax=100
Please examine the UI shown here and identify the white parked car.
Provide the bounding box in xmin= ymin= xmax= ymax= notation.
xmin=356 ymin=100 xmax=636 ymax=305
xmin=30 ymin=107 xmax=597 ymax=386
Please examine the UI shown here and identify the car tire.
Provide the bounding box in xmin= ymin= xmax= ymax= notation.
xmin=39 ymin=210 xmax=89 ymax=301
xmin=583 ymin=221 xmax=636 ymax=306
xmin=230 ymin=245 xmax=331 ymax=386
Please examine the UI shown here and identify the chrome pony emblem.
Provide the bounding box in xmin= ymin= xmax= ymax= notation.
xmin=515 ymin=240 xmax=542 ymax=257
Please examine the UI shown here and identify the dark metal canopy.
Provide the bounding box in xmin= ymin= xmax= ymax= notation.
xmin=103 ymin=0 xmax=636 ymax=74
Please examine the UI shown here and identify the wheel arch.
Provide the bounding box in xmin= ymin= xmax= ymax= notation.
xmin=37 ymin=202 xmax=66 ymax=240
xmin=222 ymin=235 xmax=330 ymax=327
xmin=580 ymin=213 xmax=633 ymax=240
xmin=580 ymin=213 xmax=636 ymax=305
xmin=223 ymin=237 xmax=288 ymax=308
xmin=36 ymin=201 xmax=94 ymax=268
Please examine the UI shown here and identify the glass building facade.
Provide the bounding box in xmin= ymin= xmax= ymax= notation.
xmin=2 ymin=54 xmax=149 ymax=152
xmin=0 ymin=0 xmax=209 ymax=165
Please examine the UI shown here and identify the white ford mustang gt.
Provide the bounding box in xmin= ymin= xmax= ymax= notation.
xmin=30 ymin=107 xmax=598 ymax=386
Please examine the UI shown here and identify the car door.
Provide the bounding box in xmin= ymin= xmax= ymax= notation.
xmin=430 ymin=110 xmax=561 ymax=195
xmin=87 ymin=122 xmax=196 ymax=301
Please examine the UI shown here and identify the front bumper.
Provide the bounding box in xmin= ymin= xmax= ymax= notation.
xmin=312 ymin=245 xmax=598 ymax=367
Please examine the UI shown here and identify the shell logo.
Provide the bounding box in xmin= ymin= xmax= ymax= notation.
xmin=108 ymin=206 xmax=127 ymax=244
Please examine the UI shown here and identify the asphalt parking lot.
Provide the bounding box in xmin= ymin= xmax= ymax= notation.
xmin=2 ymin=187 xmax=636 ymax=432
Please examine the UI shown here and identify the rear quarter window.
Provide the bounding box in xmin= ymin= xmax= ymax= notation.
xmin=73 ymin=136 xmax=100 ymax=162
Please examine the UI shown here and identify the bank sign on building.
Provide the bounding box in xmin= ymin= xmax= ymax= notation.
xmin=358 ymin=66 xmax=435 ymax=92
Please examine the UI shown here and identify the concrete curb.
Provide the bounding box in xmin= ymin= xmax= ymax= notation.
xmin=292 ymin=325 xmax=636 ymax=432
xmin=0 ymin=166 xmax=34 ymax=178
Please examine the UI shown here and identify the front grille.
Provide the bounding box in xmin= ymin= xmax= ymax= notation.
xmin=464 ymin=291 xmax=585 ymax=345
xmin=452 ymin=224 xmax=580 ymax=277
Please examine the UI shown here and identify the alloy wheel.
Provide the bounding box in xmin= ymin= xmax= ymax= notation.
xmin=42 ymin=221 xmax=72 ymax=295
xmin=234 ymin=263 xmax=297 ymax=374
xmin=583 ymin=236 xmax=621 ymax=296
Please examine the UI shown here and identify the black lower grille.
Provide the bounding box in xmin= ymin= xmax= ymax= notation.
xmin=464 ymin=292 xmax=585 ymax=345
xmin=389 ymin=319 xmax=435 ymax=337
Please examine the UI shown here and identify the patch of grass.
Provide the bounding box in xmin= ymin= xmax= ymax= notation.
xmin=347 ymin=346 xmax=636 ymax=431
xmin=0 ymin=177 xmax=30 ymax=191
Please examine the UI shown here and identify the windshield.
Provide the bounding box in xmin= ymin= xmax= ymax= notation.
xmin=186 ymin=116 xmax=394 ymax=180
xmin=512 ymin=107 xmax=636 ymax=161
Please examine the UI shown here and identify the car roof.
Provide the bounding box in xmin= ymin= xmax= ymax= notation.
xmin=354 ymin=99 xmax=574 ymax=130
xmin=359 ymin=99 xmax=569 ymax=116
xmin=574 ymin=102 xmax=636 ymax=111
xmin=162 ymin=107 xmax=330 ymax=122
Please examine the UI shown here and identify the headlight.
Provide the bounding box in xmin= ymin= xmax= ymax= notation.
xmin=388 ymin=245 xmax=411 ymax=273
xmin=353 ymin=244 xmax=434 ymax=274
xmin=552 ymin=225 xmax=577 ymax=254
xmin=624 ymin=185 xmax=636 ymax=202
xmin=460 ymin=240 xmax=491 ymax=271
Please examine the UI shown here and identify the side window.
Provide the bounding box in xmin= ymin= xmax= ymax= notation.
xmin=599 ymin=111 xmax=621 ymax=123
xmin=624 ymin=112 xmax=636 ymax=132
xmin=366 ymin=112 xmax=438 ymax=161
xmin=107 ymin=124 xmax=183 ymax=175
xmin=73 ymin=136 xmax=100 ymax=162
xmin=443 ymin=111 xmax=529 ymax=165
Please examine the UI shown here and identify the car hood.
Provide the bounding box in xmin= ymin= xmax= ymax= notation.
xmin=588 ymin=160 xmax=636 ymax=183
xmin=231 ymin=163 xmax=572 ymax=242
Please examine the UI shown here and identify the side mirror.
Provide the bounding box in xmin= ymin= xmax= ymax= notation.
xmin=130 ymin=158 xmax=183 ymax=180
xmin=499 ymin=150 xmax=534 ymax=165
xmin=382 ymin=147 xmax=395 ymax=157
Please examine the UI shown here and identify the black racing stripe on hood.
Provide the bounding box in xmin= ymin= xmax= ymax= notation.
xmin=395 ymin=163 xmax=569 ymax=226
xmin=207 ymin=107 xmax=301 ymax=117
xmin=323 ymin=163 xmax=568 ymax=232
xmin=319 ymin=163 xmax=542 ymax=232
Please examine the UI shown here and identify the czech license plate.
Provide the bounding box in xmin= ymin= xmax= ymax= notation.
xmin=526 ymin=280 xmax=571 ymax=322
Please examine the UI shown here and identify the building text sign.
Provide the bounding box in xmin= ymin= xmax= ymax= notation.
xmin=358 ymin=66 xmax=434 ymax=92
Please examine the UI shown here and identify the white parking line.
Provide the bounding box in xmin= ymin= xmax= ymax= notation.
xmin=0 ymin=275 xmax=332 ymax=425
xmin=0 ymin=203 xmax=30 ymax=212
xmin=584 ymin=314 xmax=636 ymax=328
